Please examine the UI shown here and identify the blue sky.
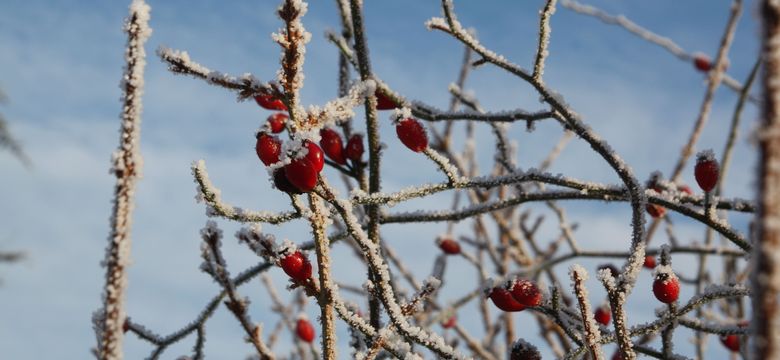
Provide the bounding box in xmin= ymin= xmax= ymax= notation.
xmin=0 ymin=0 xmax=760 ymax=358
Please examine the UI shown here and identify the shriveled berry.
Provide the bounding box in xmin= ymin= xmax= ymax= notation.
xmin=644 ymin=255 xmax=657 ymax=269
xmin=284 ymin=158 xmax=318 ymax=192
xmin=441 ymin=315 xmax=456 ymax=329
xmin=254 ymin=94 xmax=287 ymax=111
xmin=653 ymin=272 xmax=680 ymax=304
xmin=720 ymin=334 xmax=740 ymax=352
xmin=256 ymin=134 xmax=282 ymax=166
xmin=646 ymin=203 xmax=666 ymax=218
xmin=396 ymin=118 xmax=428 ymax=152
xmin=594 ymin=305 xmax=611 ymax=326
xmin=510 ymin=339 xmax=541 ymax=360
xmin=345 ymin=134 xmax=364 ymax=162
xmin=375 ymin=90 xmax=397 ymax=110
xmin=266 ymin=113 xmax=288 ymax=133
xmin=695 ymin=154 xmax=719 ymax=192
xmin=304 ymin=141 xmax=325 ymax=172
xmin=510 ymin=279 xmax=542 ymax=307
xmin=488 ymin=287 xmax=525 ymax=312
xmin=295 ymin=318 xmax=316 ymax=343
xmin=280 ymin=251 xmax=312 ymax=281
xmin=438 ymin=237 xmax=461 ymax=255
xmin=598 ymin=264 xmax=620 ymax=278
xmin=273 ymin=169 xmax=302 ymax=194
xmin=319 ymin=128 xmax=347 ymax=165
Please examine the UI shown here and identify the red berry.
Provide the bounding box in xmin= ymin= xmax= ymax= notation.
xmin=396 ymin=118 xmax=428 ymax=152
xmin=441 ymin=315 xmax=456 ymax=329
xmin=720 ymin=334 xmax=740 ymax=352
xmin=694 ymin=155 xmax=719 ymax=192
xmin=646 ymin=203 xmax=666 ymax=218
xmin=643 ymin=256 xmax=657 ymax=269
xmin=594 ymin=305 xmax=611 ymax=326
xmin=295 ymin=318 xmax=316 ymax=343
xmin=488 ymin=287 xmax=526 ymax=312
xmin=284 ymin=158 xmax=319 ymax=192
xmin=693 ymin=54 xmax=713 ymax=72
xmin=266 ymin=113 xmax=287 ymax=133
xmin=256 ymin=134 xmax=282 ymax=166
xmin=653 ymin=272 xmax=680 ymax=304
xmin=254 ymin=94 xmax=287 ymax=111
xmin=597 ymin=264 xmax=620 ymax=278
xmin=319 ymin=129 xmax=346 ymax=165
xmin=375 ymin=90 xmax=397 ymax=110
xmin=273 ymin=169 xmax=302 ymax=194
xmin=509 ymin=279 xmax=542 ymax=307
xmin=510 ymin=339 xmax=541 ymax=360
xmin=679 ymin=184 xmax=693 ymax=195
xmin=611 ymin=351 xmax=624 ymax=360
xmin=304 ymin=141 xmax=324 ymax=172
xmin=345 ymin=134 xmax=364 ymax=162
xmin=438 ymin=237 xmax=461 ymax=255
xmin=280 ymin=251 xmax=312 ymax=282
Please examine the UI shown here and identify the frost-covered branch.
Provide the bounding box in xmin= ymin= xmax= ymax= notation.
xmin=96 ymin=2 xmax=151 ymax=358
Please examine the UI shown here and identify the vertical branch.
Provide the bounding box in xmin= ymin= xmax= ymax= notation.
xmin=668 ymin=0 xmax=742 ymax=182
xmin=570 ymin=265 xmax=604 ymax=360
xmin=275 ymin=0 xmax=311 ymax=125
xmin=96 ymin=2 xmax=151 ymax=359
xmin=307 ymin=193 xmax=337 ymax=360
xmin=533 ymin=0 xmax=557 ymax=82
xmin=753 ymin=1 xmax=780 ymax=358
xmin=348 ymin=0 xmax=384 ymax=330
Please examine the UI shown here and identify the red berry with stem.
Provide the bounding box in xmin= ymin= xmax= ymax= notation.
xmin=254 ymin=93 xmax=287 ymax=111
xmin=266 ymin=113 xmax=287 ymax=133
xmin=280 ymin=251 xmax=312 ymax=282
xmin=295 ymin=318 xmax=316 ymax=343
xmin=510 ymin=279 xmax=542 ymax=307
xmin=396 ymin=118 xmax=428 ymax=152
xmin=644 ymin=255 xmax=657 ymax=269
xmin=273 ymin=169 xmax=302 ymax=194
xmin=304 ymin=141 xmax=324 ymax=172
xmin=594 ymin=305 xmax=611 ymax=326
xmin=256 ymin=133 xmax=282 ymax=166
xmin=375 ymin=89 xmax=397 ymax=110
xmin=319 ymin=128 xmax=347 ymax=165
xmin=441 ymin=315 xmax=456 ymax=329
xmin=284 ymin=158 xmax=319 ymax=192
xmin=693 ymin=53 xmax=712 ymax=72
xmin=345 ymin=134 xmax=364 ymax=162
xmin=653 ymin=272 xmax=680 ymax=304
xmin=720 ymin=334 xmax=740 ymax=352
xmin=487 ymin=287 xmax=526 ymax=312
xmin=695 ymin=153 xmax=719 ymax=192
xmin=438 ymin=237 xmax=461 ymax=255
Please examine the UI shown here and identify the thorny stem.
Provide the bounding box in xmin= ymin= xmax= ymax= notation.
xmin=97 ymin=2 xmax=150 ymax=359
xmin=753 ymin=1 xmax=780 ymax=358
xmin=307 ymin=194 xmax=337 ymax=360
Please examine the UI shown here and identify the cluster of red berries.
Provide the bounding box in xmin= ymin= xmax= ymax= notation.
xmin=487 ymin=279 xmax=542 ymax=312
xmin=319 ymin=128 xmax=363 ymax=166
xmin=254 ymin=93 xmax=325 ymax=193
